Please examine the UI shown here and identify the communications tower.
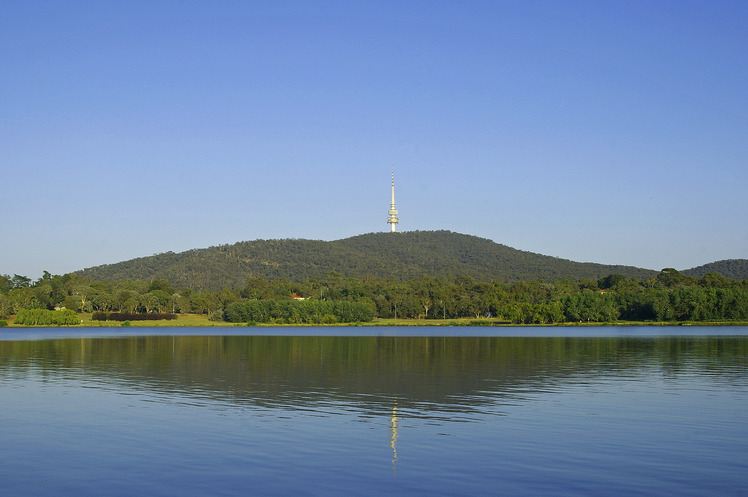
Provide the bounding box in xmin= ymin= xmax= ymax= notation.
xmin=387 ymin=167 xmax=399 ymax=232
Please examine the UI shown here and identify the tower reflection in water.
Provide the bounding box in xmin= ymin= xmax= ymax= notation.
xmin=390 ymin=400 xmax=399 ymax=477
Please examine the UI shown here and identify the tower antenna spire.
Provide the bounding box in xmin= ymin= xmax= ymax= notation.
xmin=387 ymin=167 xmax=399 ymax=232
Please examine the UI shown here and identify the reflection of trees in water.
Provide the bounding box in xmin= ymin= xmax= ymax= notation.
xmin=1 ymin=336 xmax=746 ymax=415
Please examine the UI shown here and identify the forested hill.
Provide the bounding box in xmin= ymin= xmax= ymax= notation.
xmin=76 ymin=231 xmax=660 ymax=290
xmin=683 ymin=259 xmax=748 ymax=280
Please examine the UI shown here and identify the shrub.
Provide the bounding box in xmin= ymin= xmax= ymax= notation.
xmin=91 ymin=312 xmax=177 ymax=321
xmin=14 ymin=309 xmax=78 ymax=326
xmin=209 ymin=310 xmax=225 ymax=322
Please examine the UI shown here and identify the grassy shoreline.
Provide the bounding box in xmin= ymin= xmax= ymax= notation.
xmin=2 ymin=313 xmax=748 ymax=328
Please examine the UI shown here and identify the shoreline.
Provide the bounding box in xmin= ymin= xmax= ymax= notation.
xmin=3 ymin=313 xmax=748 ymax=328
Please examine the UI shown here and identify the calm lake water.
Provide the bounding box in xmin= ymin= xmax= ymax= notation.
xmin=1 ymin=326 xmax=747 ymax=496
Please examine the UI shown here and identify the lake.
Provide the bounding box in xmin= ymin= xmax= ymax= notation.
xmin=1 ymin=326 xmax=747 ymax=496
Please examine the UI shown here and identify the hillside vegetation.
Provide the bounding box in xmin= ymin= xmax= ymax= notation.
xmin=683 ymin=259 xmax=748 ymax=280
xmin=77 ymin=230 xmax=659 ymax=290
xmin=0 ymin=230 xmax=732 ymax=326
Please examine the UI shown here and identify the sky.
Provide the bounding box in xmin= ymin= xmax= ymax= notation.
xmin=2 ymin=0 xmax=747 ymax=279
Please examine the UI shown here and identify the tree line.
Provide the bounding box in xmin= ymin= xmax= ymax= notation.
xmin=225 ymin=300 xmax=375 ymax=324
xmin=1 ymin=268 xmax=747 ymax=324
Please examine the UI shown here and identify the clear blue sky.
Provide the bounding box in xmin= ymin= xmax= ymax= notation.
xmin=2 ymin=0 xmax=746 ymax=279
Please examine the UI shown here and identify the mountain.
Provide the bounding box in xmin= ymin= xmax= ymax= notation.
xmin=683 ymin=259 xmax=748 ymax=280
xmin=76 ymin=230 xmax=661 ymax=290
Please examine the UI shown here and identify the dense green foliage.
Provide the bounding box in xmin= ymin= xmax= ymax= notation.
xmin=225 ymin=300 xmax=375 ymax=324
xmin=91 ymin=312 xmax=177 ymax=322
xmin=14 ymin=308 xmax=79 ymax=326
xmin=74 ymin=231 xmax=661 ymax=290
xmin=2 ymin=260 xmax=747 ymax=325
xmin=683 ymin=259 xmax=748 ymax=280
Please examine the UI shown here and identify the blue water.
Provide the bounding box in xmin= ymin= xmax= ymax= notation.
xmin=3 ymin=324 xmax=748 ymax=341
xmin=1 ymin=327 xmax=747 ymax=496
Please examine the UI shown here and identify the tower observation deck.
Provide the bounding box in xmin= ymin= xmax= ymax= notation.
xmin=387 ymin=168 xmax=399 ymax=232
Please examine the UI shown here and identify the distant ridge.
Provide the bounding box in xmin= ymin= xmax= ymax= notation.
xmin=683 ymin=259 xmax=748 ymax=280
xmin=76 ymin=230 xmax=663 ymax=290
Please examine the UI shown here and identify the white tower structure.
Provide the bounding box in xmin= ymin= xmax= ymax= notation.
xmin=387 ymin=167 xmax=400 ymax=232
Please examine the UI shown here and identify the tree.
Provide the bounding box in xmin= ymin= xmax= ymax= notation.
xmin=173 ymin=293 xmax=192 ymax=313
xmin=578 ymin=278 xmax=600 ymax=291
xmin=562 ymin=291 xmax=619 ymax=323
xmin=91 ymin=291 xmax=117 ymax=312
xmin=123 ymin=297 xmax=140 ymax=314
xmin=598 ymin=274 xmax=626 ymax=290
xmin=534 ymin=302 xmax=564 ymax=324
xmin=651 ymin=290 xmax=674 ymax=321
xmin=218 ymin=288 xmax=240 ymax=308
xmin=11 ymin=274 xmax=31 ymax=289
xmin=141 ymin=293 xmax=160 ymax=313
xmin=148 ymin=290 xmax=172 ymax=313
xmin=8 ymin=287 xmax=42 ymax=312
xmin=191 ymin=291 xmax=221 ymax=315
xmin=0 ymin=274 xmax=11 ymax=294
xmin=656 ymin=268 xmax=695 ymax=288
xmin=700 ymin=272 xmax=732 ymax=289
xmin=500 ymin=303 xmax=533 ymax=324
xmin=409 ymin=276 xmax=442 ymax=318
xmin=241 ymin=277 xmax=272 ymax=300
xmin=147 ymin=279 xmax=174 ymax=294
xmin=71 ymin=285 xmax=94 ymax=312
xmin=0 ymin=295 xmax=12 ymax=318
